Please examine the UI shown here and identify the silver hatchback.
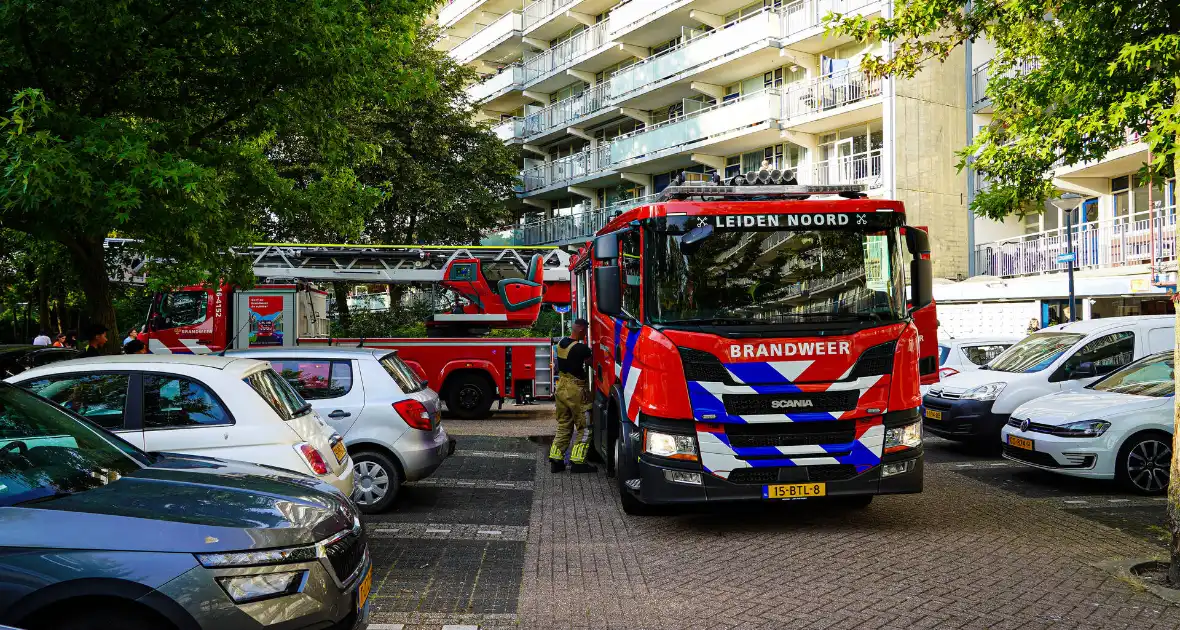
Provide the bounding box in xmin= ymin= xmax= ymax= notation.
xmin=229 ymin=348 xmax=455 ymax=513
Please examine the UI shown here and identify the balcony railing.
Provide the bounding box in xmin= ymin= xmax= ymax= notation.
xmin=781 ymin=69 xmax=882 ymax=120
xmin=522 ymin=20 xmax=610 ymax=84
xmin=608 ymin=0 xmax=691 ymax=38
xmin=521 ymin=82 xmax=611 ymax=137
xmin=493 ymin=118 xmax=523 ymax=142
xmin=609 ymin=8 xmax=777 ymax=100
xmin=519 ymin=144 xmax=612 ymax=192
xmin=812 ymin=148 xmax=883 ymax=188
xmin=523 ymin=0 xmax=577 ymax=30
xmin=971 ymin=59 xmax=1041 ymax=107
xmin=780 ymin=0 xmax=880 ymax=39
xmin=512 ymin=193 xmax=661 ymax=244
xmin=468 ymin=64 xmax=523 ymax=104
xmin=974 ymin=206 xmax=1178 ymax=278
xmin=610 ymin=89 xmax=782 ymax=164
xmin=439 ymin=0 xmax=485 ymax=28
xmin=451 ymin=11 xmax=523 ymax=65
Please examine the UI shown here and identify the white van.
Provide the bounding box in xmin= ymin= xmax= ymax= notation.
xmin=922 ymin=315 xmax=1174 ymax=444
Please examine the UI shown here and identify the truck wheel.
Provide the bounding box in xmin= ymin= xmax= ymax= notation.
xmin=351 ymin=450 xmax=402 ymax=513
xmin=614 ymin=432 xmax=653 ymax=516
xmin=446 ymin=373 xmax=495 ymax=420
xmin=1116 ymin=431 xmax=1171 ymax=495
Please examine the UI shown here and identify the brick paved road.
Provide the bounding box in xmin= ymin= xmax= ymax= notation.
xmin=367 ymin=410 xmax=1179 ymax=630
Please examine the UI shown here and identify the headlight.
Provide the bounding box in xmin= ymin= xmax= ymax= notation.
xmin=1057 ymin=420 xmax=1111 ymax=437
xmin=884 ymin=422 xmax=922 ymax=453
xmin=964 ymin=382 xmax=1006 ymax=401
xmin=196 ymin=545 xmax=318 ymax=568
xmin=216 ymin=571 xmax=306 ymax=604
xmin=644 ymin=429 xmax=698 ymax=461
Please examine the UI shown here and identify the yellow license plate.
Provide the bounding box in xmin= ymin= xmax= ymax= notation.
xmin=924 ymin=408 xmax=942 ymax=420
xmin=356 ymin=566 xmax=372 ymax=611
xmin=764 ymin=482 xmax=826 ymax=499
xmin=331 ymin=441 xmax=347 ymax=464
xmin=1008 ymin=435 xmax=1034 ymax=451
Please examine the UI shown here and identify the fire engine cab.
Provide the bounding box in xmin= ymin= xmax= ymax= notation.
xmin=571 ymin=175 xmax=938 ymax=513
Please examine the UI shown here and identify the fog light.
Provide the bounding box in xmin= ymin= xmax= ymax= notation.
xmin=881 ymin=461 xmax=914 ymax=478
xmin=664 ymin=470 xmax=702 ymax=485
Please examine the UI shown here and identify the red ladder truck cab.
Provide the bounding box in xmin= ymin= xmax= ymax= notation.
xmin=571 ymin=179 xmax=938 ymax=513
xmin=142 ymin=245 xmax=572 ymax=420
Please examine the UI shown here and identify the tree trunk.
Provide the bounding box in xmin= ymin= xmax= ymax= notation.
xmin=333 ymin=282 xmax=352 ymax=332
xmin=1170 ymin=144 xmax=1180 ymax=585
xmin=63 ymin=235 xmax=120 ymax=355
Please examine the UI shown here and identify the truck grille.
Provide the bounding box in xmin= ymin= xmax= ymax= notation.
xmin=723 ymin=390 xmax=858 ymax=415
xmin=324 ymin=530 xmax=366 ymax=584
xmin=728 ymin=465 xmax=859 ymax=484
xmin=725 ymin=421 xmax=856 ymax=448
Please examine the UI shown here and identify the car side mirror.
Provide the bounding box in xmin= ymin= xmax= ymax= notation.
xmin=909 ymin=258 xmax=933 ymax=311
xmin=678 ymin=223 xmax=714 ymax=256
xmin=593 ymin=233 xmax=619 ymax=261
xmin=594 ymin=266 xmax=622 ymax=317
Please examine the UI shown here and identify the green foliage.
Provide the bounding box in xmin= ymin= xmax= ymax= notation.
xmin=831 ymin=0 xmax=1180 ymax=219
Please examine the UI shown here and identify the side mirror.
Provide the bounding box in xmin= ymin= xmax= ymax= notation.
xmin=593 ymin=233 xmax=619 ymax=261
xmin=909 ymin=258 xmax=933 ymax=311
xmin=905 ymin=226 xmax=930 ymax=256
xmin=594 ymin=266 xmax=622 ymax=317
xmin=678 ymin=223 xmax=714 ymax=256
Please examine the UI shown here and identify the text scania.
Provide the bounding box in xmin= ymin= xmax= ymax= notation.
xmin=729 ymin=341 xmax=852 ymax=359
xmin=713 ymin=213 xmax=853 ymax=228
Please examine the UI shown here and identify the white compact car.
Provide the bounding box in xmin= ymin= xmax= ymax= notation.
xmin=923 ymin=336 xmax=1019 ymax=395
xmin=1001 ymin=351 xmax=1173 ymax=494
xmin=7 ymin=355 xmax=355 ymax=496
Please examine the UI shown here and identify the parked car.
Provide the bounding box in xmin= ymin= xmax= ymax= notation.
xmin=0 ymin=382 xmax=372 ymax=630
xmin=5 ymin=355 xmax=354 ymax=496
xmin=1001 ymin=351 xmax=1173 ymax=494
xmin=922 ymin=336 xmax=1019 ymax=395
xmin=922 ymin=315 xmax=1174 ymax=444
xmin=0 ymin=345 xmax=79 ymax=379
xmin=227 ymin=348 xmax=455 ymax=513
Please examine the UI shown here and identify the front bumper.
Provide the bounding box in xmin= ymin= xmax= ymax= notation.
xmin=921 ymin=395 xmax=1007 ymax=442
xmin=999 ymin=425 xmax=1110 ymax=478
xmin=394 ymin=425 xmax=455 ymax=482
xmin=156 ymin=545 xmax=372 ymax=629
xmin=325 ymin=457 xmax=357 ymax=497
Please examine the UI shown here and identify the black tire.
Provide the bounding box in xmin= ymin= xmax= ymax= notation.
xmin=33 ymin=604 xmax=173 ymax=630
xmin=614 ymin=430 xmax=653 ymax=515
xmin=445 ymin=372 xmax=495 ymax=420
xmin=351 ymin=450 xmax=403 ymax=514
xmin=1116 ymin=431 xmax=1172 ymax=495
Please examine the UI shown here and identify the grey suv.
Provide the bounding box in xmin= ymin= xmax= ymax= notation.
xmin=228 ymin=348 xmax=455 ymax=513
xmin=0 ymin=383 xmax=372 ymax=630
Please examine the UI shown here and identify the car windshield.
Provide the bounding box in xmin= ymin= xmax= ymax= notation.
xmin=1089 ymin=355 xmax=1174 ymax=397
xmin=380 ymin=354 xmax=424 ymax=393
xmin=646 ymin=212 xmax=907 ymax=327
xmin=986 ymin=332 xmax=1084 ymax=373
xmin=0 ymin=385 xmax=150 ymax=507
xmin=244 ymin=368 xmax=313 ymax=419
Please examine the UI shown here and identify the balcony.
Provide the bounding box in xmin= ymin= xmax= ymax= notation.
xmin=974 ymin=206 xmax=1178 ymax=278
xmin=468 ymin=64 xmax=523 ymax=105
xmin=780 ymin=0 xmax=880 ymax=47
xmin=610 ymin=9 xmax=779 ymax=102
xmin=450 ymin=11 xmax=524 ymax=65
xmin=611 ymin=90 xmax=781 ymax=166
xmin=812 ymin=148 xmax=884 ymax=189
xmin=608 ymin=0 xmax=695 ymax=41
xmin=523 ymin=0 xmax=576 ymax=31
xmin=439 ymin=0 xmax=483 ymax=28
xmin=520 ymin=144 xmax=612 ymax=192
xmin=521 ymin=82 xmax=611 ymax=140
xmin=780 ymin=69 xmax=882 ymax=130
xmin=493 ymin=118 xmax=524 ymax=142
xmin=522 ymin=20 xmax=611 ymax=86
xmin=971 ymin=59 xmax=1040 ymax=112
xmin=511 ymin=193 xmax=660 ymax=244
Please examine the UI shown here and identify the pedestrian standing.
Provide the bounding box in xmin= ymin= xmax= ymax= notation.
xmin=80 ymin=324 xmax=109 ymax=357
xmin=549 ymin=318 xmax=596 ymax=473
xmin=32 ymin=330 xmax=51 ymax=346
xmin=52 ymin=332 xmax=67 ymax=347
xmin=123 ymin=327 xmax=139 ymax=346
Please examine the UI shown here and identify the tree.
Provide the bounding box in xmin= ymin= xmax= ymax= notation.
xmin=830 ymin=0 xmax=1180 ymax=582
xmin=0 ymin=0 xmax=433 ymax=353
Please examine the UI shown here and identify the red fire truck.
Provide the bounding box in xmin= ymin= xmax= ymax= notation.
xmin=570 ymin=176 xmax=938 ymax=513
xmin=142 ymin=244 xmax=571 ymax=419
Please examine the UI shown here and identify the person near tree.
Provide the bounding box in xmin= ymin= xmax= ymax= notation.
xmin=32 ymin=330 xmax=51 ymax=346
xmin=80 ymin=324 xmax=109 ymax=357
xmin=549 ymin=318 xmax=596 ymax=474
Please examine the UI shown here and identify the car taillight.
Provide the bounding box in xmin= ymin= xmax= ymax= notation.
xmin=297 ymin=443 xmax=329 ymax=475
xmin=393 ymin=399 xmax=432 ymax=431
xmin=938 ymin=367 xmax=959 ymax=379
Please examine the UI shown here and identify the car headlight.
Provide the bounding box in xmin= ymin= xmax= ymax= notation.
xmin=216 ymin=571 xmax=306 ymax=604
xmin=964 ymin=382 xmax=1006 ymax=401
xmin=884 ymin=421 xmax=922 ymax=453
xmin=644 ymin=429 xmax=698 ymax=461
xmin=195 ymin=545 xmax=318 ymax=568
xmin=1057 ymin=420 xmax=1111 ymax=437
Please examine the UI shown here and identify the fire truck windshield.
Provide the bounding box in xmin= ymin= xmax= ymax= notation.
xmin=646 ymin=213 xmax=907 ymax=327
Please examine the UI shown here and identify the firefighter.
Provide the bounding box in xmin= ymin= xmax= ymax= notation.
xmin=550 ymin=318 xmax=596 ymax=473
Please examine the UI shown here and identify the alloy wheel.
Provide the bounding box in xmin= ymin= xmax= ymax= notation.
xmin=1126 ymin=439 xmax=1171 ymax=494
xmin=352 ymin=460 xmax=390 ymax=506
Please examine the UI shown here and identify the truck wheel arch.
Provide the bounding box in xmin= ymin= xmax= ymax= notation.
xmin=438 ymin=360 xmax=503 ymax=396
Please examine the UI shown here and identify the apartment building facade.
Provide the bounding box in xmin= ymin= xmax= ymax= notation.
xmin=441 ymin=0 xmax=969 ymax=279
xmin=940 ymin=37 xmax=1179 ymax=339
